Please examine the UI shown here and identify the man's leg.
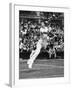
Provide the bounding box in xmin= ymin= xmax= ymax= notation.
xmin=30 ymin=50 xmax=35 ymax=58
xmin=48 ymin=49 xmax=52 ymax=58
xmin=27 ymin=50 xmax=35 ymax=65
xmin=27 ymin=42 xmax=41 ymax=68
xmin=54 ymin=49 xmax=56 ymax=58
xmin=49 ymin=52 xmax=51 ymax=58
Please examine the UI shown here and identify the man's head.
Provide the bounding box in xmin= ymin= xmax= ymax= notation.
xmin=41 ymin=22 xmax=45 ymax=27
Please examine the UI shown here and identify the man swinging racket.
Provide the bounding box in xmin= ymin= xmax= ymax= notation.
xmin=27 ymin=22 xmax=50 ymax=68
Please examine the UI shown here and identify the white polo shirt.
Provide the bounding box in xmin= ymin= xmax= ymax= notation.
xmin=40 ymin=27 xmax=48 ymax=33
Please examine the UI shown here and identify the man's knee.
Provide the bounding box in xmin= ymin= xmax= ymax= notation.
xmin=36 ymin=49 xmax=41 ymax=54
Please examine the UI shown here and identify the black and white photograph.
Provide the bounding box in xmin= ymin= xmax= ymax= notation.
xmin=19 ymin=10 xmax=64 ymax=79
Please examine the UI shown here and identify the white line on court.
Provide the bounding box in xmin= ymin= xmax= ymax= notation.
xmin=19 ymin=64 xmax=64 ymax=72
xmin=19 ymin=59 xmax=64 ymax=62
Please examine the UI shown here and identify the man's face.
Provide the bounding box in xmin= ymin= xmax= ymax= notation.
xmin=41 ymin=22 xmax=45 ymax=27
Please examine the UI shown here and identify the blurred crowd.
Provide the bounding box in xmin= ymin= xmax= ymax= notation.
xmin=19 ymin=20 xmax=64 ymax=52
xmin=19 ymin=12 xmax=64 ymax=59
xmin=19 ymin=20 xmax=41 ymax=52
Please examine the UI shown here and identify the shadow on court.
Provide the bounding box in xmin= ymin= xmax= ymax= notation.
xmin=19 ymin=59 xmax=64 ymax=79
